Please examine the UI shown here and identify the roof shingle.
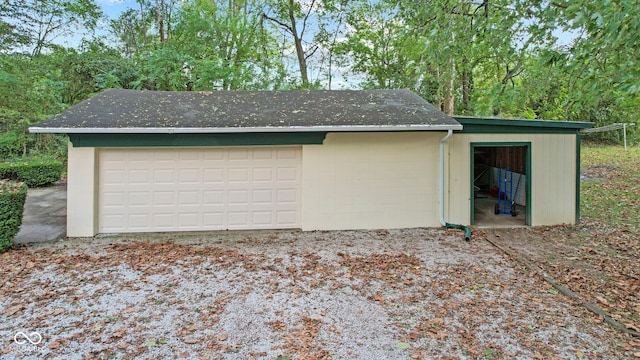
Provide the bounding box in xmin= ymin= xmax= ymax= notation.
xmin=30 ymin=89 xmax=461 ymax=133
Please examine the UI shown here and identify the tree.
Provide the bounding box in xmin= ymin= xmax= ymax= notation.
xmin=530 ymin=1 xmax=640 ymax=118
xmin=110 ymin=8 xmax=151 ymax=57
xmin=0 ymin=53 xmax=66 ymax=158
xmin=0 ymin=0 xmax=102 ymax=56
xmin=262 ymin=0 xmax=352 ymax=89
xmin=168 ymin=0 xmax=282 ymax=90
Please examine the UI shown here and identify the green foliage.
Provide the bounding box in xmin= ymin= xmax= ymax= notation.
xmin=0 ymin=0 xmax=103 ymax=56
xmin=0 ymin=157 xmax=63 ymax=187
xmin=171 ymin=0 xmax=284 ymax=90
xmin=59 ymin=43 xmax=139 ymax=103
xmin=0 ymin=131 xmax=21 ymax=158
xmin=0 ymin=0 xmax=638 ymax=161
xmin=0 ymin=54 xmax=67 ymax=158
xmin=0 ymin=180 xmax=27 ymax=252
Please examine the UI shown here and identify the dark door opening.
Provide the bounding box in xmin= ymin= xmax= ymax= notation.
xmin=471 ymin=144 xmax=530 ymax=226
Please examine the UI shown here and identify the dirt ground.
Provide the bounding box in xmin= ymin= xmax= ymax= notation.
xmin=482 ymin=224 xmax=640 ymax=347
xmin=1 ymin=228 xmax=638 ymax=359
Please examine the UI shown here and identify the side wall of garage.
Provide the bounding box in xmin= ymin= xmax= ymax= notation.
xmin=67 ymin=142 xmax=98 ymax=237
xmin=446 ymin=133 xmax=577 ymax=226
xmin=301 ymin=132 xmax=442 ymax=230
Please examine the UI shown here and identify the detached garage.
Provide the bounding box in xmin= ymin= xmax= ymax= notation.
xmin=30 ymin=89 xmax=591 ymax=237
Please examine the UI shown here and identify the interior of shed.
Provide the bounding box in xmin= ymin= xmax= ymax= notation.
xmin=473 ymin=146 xmax=527 ymax=227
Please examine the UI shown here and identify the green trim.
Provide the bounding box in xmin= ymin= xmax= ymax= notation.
xmin=470 ymin=142 xmax=532 ymax=226
xmin=69 ymin=132 xmax=327 ymax=147
xmin=456 ymin=116 xmax=592 ymax=134
xmin=576 ymin=132 xmax=581 ymax=224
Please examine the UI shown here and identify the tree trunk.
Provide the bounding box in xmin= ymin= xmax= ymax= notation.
xmin=139 ymin=1 xmax=147 ymax=46
xmin=442 ymin=83 xmax=454 ymax=115
xmin=461 ymin=57 xmax=473 ymax=114
xmin=288 ymin=0 xmax=309 ymax=88
xmin=442 ymin=61 xmax=455 ymax=116
xmin=157 ymin=0 xmax=166 ymax=44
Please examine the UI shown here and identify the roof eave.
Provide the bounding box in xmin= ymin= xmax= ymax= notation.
xmin=29 ymin=124 xmax=463 ymax=134
xmin=454 ymin=116 xmax=593 ymax=129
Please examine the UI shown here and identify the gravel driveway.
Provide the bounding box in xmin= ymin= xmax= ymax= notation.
xmin=0 ymin=228 xmax=630 ymax=359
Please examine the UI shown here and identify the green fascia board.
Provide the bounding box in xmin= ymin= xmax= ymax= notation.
xmin=455 ymin=116 xmax=593 ymax=134
xmin=69 ymin=132 xmax=327 ymax=147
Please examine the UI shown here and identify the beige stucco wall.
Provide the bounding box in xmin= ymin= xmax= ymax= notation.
xmin=446 ymin=133 xmax=577 ymax=226
xmin=66 ymin=142 xmax=98 ymax=236
xmin=301 ymin=132 xmax=443 ymax=230
xmin=66 ymin=132 xmax=578 ymax=236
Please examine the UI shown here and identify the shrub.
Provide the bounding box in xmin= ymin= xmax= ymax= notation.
xmin=0 ymin=157 xmax=63 ymax=187
xmin=0 ymin=180 xmax=27 ymax=252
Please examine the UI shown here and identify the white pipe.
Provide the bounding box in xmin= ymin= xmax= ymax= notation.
xmin=439 ymin=129 xmax=453 ymax=226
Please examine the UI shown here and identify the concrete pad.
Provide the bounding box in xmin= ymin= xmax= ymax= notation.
xmin=14 ymin=184 xmax=67 ymax=244
xmin=474 ymin=195 xmax=526 ymax=228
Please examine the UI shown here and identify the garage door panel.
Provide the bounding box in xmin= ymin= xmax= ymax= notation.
xmin=178 ymin=213 xmax=199 ymax=227
xmin=103 ymin=170 xmax=126 ymax=185
xmin=102 ymin=192 xmax=125 ymax=206
xmin=129 ymin=191 xmax=150 ymax=206
xmin=228 ymin=190 xmax=249 ymax=205
xmin=128 ymin=214 xmax=150 ymax=229
xmin=203 ymin=213 xmax=224 ymax=228
xmin=153 ymin=192 xmax=174 ymax=206
xmin=253 ymin=211 xmax=273 ymax=225
xmin=277 ymin=167 xmax=298 ymax=181
xmin=277 ymin=211 xmax=298 ymax=225
xmin=99 ymin=147 xmax=300 ymax=233
xmin=178 ymin=191 xmax=200 ymax=206
xmin=203 ymin=191 xmax=224 ymax=205
xmin=128 ymin=169 xmax=151 ymax=184
xmin=103 ymin=214 xmax=125 ymax=229
xmin=203 ymin=151 xmax=224 ymax=160
xmin=203 ymin=169 xmax=224 ymax=183
xmin=253 ymin=148 xmax=274 ymax=160
xmin=153 ymin=213 xmax=175 ymax=228
xmin=178 ymin=169 xmax=200 ymax=183
xmin=154 ymin=169 xmax=175 ymax=183
xmin=228 ymin=148 xmax=250 ymax=160
xmin=253 ymin=167 xmax=273 ymax=182
xmin=253 ymin=189 xmax=274 ymax=204
xmin=228 ymin=168 xmax=249 ymax=182
xmin=178 ymin=149 xmax=201 ymax=161
xmin=228 ymin=212 xmax=249 ymax=227
xmin=277 ymin=189 xmax=297 ymax=203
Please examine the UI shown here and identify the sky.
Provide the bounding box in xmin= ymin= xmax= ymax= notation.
xmin=97 ymin=0 xmax=138 ymax=19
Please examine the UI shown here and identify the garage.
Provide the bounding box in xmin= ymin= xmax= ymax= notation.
xmin=99 ymin=147 xmax=301 ymax=233
xmin=30 ymin=89 xmax=591 ymax=237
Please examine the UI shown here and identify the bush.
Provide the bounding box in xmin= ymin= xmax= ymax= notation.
xmin=0 ymin=157 xmax=63 ymax=187
xmin=0 ymin=180 xmax=27 ymax=252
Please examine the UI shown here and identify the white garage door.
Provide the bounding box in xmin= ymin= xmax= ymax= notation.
xmin=99 ymin=147 xmax=301 ymax=233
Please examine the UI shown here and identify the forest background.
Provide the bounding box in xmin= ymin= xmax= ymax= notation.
xmin=1 ymin=0 xmax=638 ymax=160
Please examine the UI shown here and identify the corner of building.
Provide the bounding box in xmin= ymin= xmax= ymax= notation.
xmin=66 ymin=142 xmax=98 ymax=237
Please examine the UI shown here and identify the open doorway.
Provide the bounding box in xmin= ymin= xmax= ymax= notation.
xmin=471 ymin=143 xmax=530 ymax=227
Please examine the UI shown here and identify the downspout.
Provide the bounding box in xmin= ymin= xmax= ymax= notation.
xmin=439 ymin=130 xmax=472 ymax=241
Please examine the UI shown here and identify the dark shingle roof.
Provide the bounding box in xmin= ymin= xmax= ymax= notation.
xmin=30 ymin=89 xmax=461 ymax=133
